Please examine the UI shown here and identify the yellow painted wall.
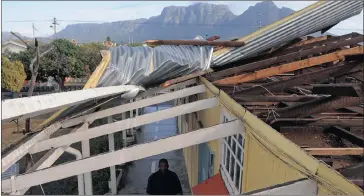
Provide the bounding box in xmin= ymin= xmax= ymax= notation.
xmin=199 ymin=76 xmax=363 ymax=195
xmin=199 ymin=90 xmax=221 ymax=175
xmin=182 ymin=87 xmax=222 ymax=188
xmin=242 ymin=129 xmax=304 ymax=192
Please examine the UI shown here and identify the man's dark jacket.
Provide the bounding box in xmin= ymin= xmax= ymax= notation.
xmin=146 ymin=170 xmax=183 ymax=195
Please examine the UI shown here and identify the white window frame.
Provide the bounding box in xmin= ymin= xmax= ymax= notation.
xmin=220 ymin=107 xmax=245 ymax=194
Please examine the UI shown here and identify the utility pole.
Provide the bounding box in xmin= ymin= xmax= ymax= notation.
xmin=258 ymin=13 xmax=262 ymax=29
xmin=32 ymin=23 xmax=35 ymax=40
xmin=50 ymin=17 xmax=59 ymax=37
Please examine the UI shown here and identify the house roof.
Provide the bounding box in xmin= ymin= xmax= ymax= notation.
xmin=205 ymin=32 xmax=364 ymax=187
xmin=1 ymin=0 xmax=363 ymax=194
xmin=2 ymin=40 xmax=27 ymax=49
xmin=211 ymin=1 xmax=363 ymax=67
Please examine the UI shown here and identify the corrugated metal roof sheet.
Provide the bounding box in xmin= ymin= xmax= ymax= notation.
xmin=211 ymin=0 xmax=363 ymax=67
xmin=97 ymin=45 xmax=213 ymax=87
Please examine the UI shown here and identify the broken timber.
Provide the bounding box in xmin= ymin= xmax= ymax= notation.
xmin=146 ymin=39 xmax=245 ymax=47
xmin=269 ymin=96 xmax=361 ymax=119
xmin=305 ymin=148 xmax=364 ymax=156
xmin=324 ymin=126 xmax=364 ymax=147
xmin=222 ymin=61 xmax=359 ymax=95
xmin=213 ymin=46 xmax=364 ymax=85
xmin=207 ymin=35 xmax=363 ymax=81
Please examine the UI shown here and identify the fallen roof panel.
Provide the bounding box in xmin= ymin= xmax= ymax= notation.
xmin=2 ymin=85 xmax=142 ymax=122
xmin=212 ymin=1 xmax=363 ymax=66
xmin=97 ymin=45 xmax=213 ymax=88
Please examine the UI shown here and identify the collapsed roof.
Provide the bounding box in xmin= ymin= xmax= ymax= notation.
xmin=1 ymin=0 xmax=363 ymax=193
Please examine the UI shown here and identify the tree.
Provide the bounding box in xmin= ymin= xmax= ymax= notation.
xmin=1 ymin=56 xmax=27 ymax=92
xmin=38 ymin=39 xmax=87 ymax=90
xmin=7 ymin=39 xmax=88 ymax=91
xmin=78 ymin=43 xmax=107 ymax=73
xmin=106 ymin=36 xmax=111 ymax=42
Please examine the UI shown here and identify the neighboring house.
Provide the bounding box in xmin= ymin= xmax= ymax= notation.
xmin=103 ymin=41 xmax=116 ymax=48
xmin=1 ymin=40 xmax=27 ymax=54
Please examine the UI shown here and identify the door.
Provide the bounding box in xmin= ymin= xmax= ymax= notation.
xmin=198 ymin=142 xmax=214 ymax=183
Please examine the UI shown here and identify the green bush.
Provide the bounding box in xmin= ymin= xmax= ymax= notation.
xmin=1 ymin=56 xmax=26 ymax=92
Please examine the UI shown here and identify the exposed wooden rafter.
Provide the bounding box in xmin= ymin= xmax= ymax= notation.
xmin=223 ymin=62 xmax=360 ymax=95
xmin=304 ymin=147 xmax=364 ymax=156
xmin=213 ymin=46 xmax=363 ymax=85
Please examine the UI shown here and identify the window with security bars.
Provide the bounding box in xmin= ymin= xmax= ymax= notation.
xmin=221 ymin=115 xmax=245 ymax=194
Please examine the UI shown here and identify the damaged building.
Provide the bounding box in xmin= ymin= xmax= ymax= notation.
xmin=1 ymin=0 xmax=363 ymax=195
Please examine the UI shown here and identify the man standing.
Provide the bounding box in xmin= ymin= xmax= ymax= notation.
xmin=147 ymin=159 xmax=183 ymax=195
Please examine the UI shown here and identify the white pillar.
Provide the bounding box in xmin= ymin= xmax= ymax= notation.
xmin=135 ymin=98 xmax=139 ymax=117
xmin=81 ymin=140 xmax=93 ymax=195
xmin=122 ymin=112 xmax=127 ymax=148
xmin=77 ymin=172 xmax=85 ymax=195
xmin=108 ymin=116 xmax=117 ymax=194
xmin=65 ymin=147 xmax=85 ymax=195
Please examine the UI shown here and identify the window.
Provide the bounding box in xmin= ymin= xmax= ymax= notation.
xmin=220 ymin=109 xmax=244 ymax=194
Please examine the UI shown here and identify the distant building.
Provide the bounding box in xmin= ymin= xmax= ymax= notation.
xmin=1 ymin=40 xmax=27 ymax=54
xmin=72 ymin=39 xmax=77 ymax=46
xmin=103 ymin=41 xmax=116 ymax=48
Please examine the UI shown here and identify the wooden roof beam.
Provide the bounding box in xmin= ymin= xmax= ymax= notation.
xmin=161 ymin=70 xmax=210 ymax=87
xmin=146 ymin=39 xmax=245 ymax=47
xmin=291 ymin=35 xmax=329 ymax=47
xmin=222 ymin=62 xmax=360 ymax=95
xmin=213 ymin=46 xmax=363 ymax=85
xmin=270 ymin=118 xmax=364 ymax=128
xmin=304 ymin=147 xmax=363 ymax=156
xmin=233 ymin=95 xmax=323 ymax=102
xmin=273 ymin=32 xmax=362 ymax=57
xmin=207 ymin=36 xmax=363 ymax=81
xmin=312 ymin=83 xmax=364 ymax=97
xmin=269 ymin=96 xmax=362 ymax=119
xmin=343 ymin=107 xmax=364 ymax=115
xmin=324 ymin=126 xmax=364 ymax=147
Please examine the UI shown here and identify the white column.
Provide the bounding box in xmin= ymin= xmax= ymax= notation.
xmin=81 ymin=140 xmax=93 ymax=195
xmin=108 ymin=116 xmax=117 ymax=194
xmin=129 ymin=99 xmax=134 ymax=136
xmin=135 ymin=98 xmax=139 ymax=117
xmin=122 ymin=112 xmax=127 ymax=148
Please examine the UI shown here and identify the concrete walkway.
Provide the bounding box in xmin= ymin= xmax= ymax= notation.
xmin=118 ymin=103 xmax=191 ymax=195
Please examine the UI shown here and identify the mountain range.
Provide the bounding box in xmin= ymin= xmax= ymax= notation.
xmin=3 ymin=1 xmax=296 ymax=43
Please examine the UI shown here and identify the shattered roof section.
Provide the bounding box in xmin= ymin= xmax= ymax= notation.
xmin=97 ymin=45 xmax=213 ymax=87
xmin=206 ymin=33 xmax=364 ymax=189
xmin=212 ymin=0 xmax=363 ymax=66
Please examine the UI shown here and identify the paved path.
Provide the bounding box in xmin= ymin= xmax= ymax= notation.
xmin=119 ymin=103 xmax=191 ymax=195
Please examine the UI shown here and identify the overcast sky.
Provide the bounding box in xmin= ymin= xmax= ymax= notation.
xmin=2 ymin=1 xmax=363 ymax=38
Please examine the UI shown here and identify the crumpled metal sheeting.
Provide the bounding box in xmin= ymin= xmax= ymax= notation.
xmin=97 ymin=45 xmax=213 ymax=87
xmin=212 ymin=0 xmax=363 ymax=67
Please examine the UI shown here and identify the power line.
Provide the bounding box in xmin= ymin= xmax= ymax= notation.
xmin=3 ymin=20 xmax=52 ymax=23
xmin=4 ymin=19 xmax=364 ymax=30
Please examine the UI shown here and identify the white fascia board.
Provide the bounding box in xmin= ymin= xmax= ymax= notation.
xmin=2 ymin=85 xmax=143 ymax=122
xmin=1 ymin=122 xmax=62 ymax=173
xmin=62 ymin=84 xmax=206 ymax=128
xmin=29 ymin=97 xmax=218 ymax=154
xmin=2 ymin=120 xmax=243 ymax=192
